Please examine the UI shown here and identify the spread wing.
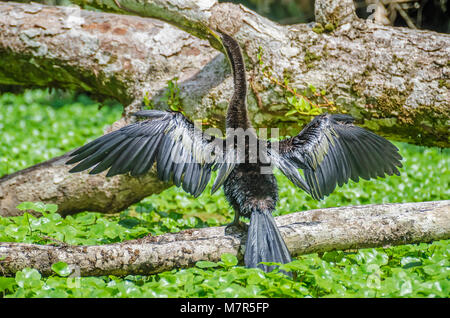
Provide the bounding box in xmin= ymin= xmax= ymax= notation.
xmin=269 ymin=113 xmax=403 ymax=200
xmin=66 ymin=110 xmax=235 ymax=197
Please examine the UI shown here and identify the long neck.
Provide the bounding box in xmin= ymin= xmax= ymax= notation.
xmin=220 ymin=33 xmax=250 ymax=129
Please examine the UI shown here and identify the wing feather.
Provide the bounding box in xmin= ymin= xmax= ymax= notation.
xmin=67 ymin=110 xmax=235 ymax=197
xmin=270 ymin=113 xmax=402 ymax=200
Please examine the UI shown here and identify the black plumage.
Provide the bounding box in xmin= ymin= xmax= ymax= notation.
xmin=67 ymin=110 xmax=233 ymax=197
xmin=66 ymin=32 xmax=402 ymax=273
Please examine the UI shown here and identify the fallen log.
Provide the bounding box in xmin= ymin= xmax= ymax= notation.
xmin=1 ymin=200 xmax=448 ymax=277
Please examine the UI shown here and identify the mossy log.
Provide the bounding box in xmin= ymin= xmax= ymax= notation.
xmin=0 ymin=201 xmax=448 ymax=277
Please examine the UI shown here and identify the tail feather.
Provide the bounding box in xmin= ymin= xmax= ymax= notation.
xmin=244 ymin=209 xmax=292 ymax=273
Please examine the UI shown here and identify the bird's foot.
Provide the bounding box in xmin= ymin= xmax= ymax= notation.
xmin=225 ymin=220 xmax=248 ymax=235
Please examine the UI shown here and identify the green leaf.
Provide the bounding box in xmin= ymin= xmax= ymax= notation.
xmin=399 ymin=280 xmax=413 ymax=296
xmin=0 ymin=277 xmax=16 ymax=293
xmin=286 ymin=96 xmax=297 ymax=106
xmin=322 ymin=251 xmax=344 ymax=263
xmin=45 ymin=204 xmax=58 ymax=214
xmin=15 ymin=268 xmax=42 ymax=289
xmin=220 ymin=253 xmax=238 ymax=267
xmin=423 ymin=264 xmax=446 ymax=276
xmin=51 ymin=262 xmax=72 ymax=277
xmin=401 ymin=256 xmax=422 ymax=269
xmin=16 ymin=202 xmax=58 ymax=213
xmin=196 ymin=261 xmax=219 ymax=269
xmin=285 ymin=109 xmax=298 ymax=116
xmin=246 ymin=271 xmax=265 ymax=285
xmin=16 ymin=202 xmax=43 ymax=212
xmin=298 ymin=97 xmax=310 ymax=111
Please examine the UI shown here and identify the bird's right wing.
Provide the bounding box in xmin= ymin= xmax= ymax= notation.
xmin=66 ymin=110 xmax=235 ymax=197
xmin=269 ymin=113 xmax=403 ymax=200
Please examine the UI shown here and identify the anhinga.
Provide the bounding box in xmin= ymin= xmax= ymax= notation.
xmin=66 ymin=32 xmax=402 ymax=273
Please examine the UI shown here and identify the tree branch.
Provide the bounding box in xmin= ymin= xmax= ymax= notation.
xmin=0 ymin=153 xmax=169 ymax=217
xmin=2 ymin=1 xmax=449 ymax=146
xmin=0 ymin=1 xmax=220 ymax=108
xmin=1 ymin=201 xmax=448 ymax=277
xmin=73 ymin=0 xmax=449 ymax=147
xmin=314 ymin=0 xmax=358 ymax=26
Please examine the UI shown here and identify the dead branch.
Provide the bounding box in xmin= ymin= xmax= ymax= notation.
xmin=0 ymin=201 xmax=448 ymax=277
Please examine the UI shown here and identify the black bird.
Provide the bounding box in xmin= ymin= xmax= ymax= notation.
xmin=66 ymin=32 xmax=402 ymax=273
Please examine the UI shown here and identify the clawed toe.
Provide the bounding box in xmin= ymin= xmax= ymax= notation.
xmin=225 ymin=220 xmax=248 ymax=235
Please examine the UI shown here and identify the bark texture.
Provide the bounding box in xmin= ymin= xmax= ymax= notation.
xmin=1 ymin=1 xmax=449 ymax=144
xmin=73 ymin=0 xmax=449 ymax=146
xmin=0 ymin=153 xmax=168 ymax=217
xmin=0 ymin=1 xmax=221 ymax=115
xmin=0 ymin=201 xmax=448 ymax=277
xmin=0 ymin=1 xmax=448 ymax=216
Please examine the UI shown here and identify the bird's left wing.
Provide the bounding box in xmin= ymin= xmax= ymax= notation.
xmin=66 ymin=110 xmax=235 ymax=197
xmin=268 ymin=113 xmax=403 ymax=200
